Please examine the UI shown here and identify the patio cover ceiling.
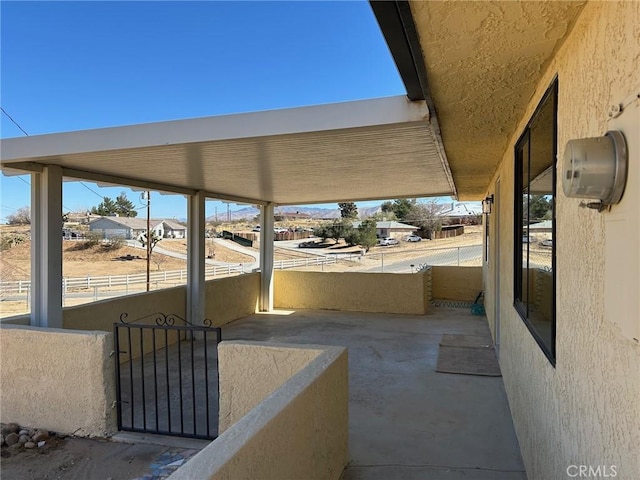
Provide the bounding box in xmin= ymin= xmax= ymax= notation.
xmin=371 ymin=0 xmax=586 ymax=200
xmin=0 ymin=96 xmax=456 ymax=206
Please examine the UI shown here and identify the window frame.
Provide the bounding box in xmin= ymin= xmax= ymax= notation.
xmin=513 ymin=78 xmax=558 ymax=365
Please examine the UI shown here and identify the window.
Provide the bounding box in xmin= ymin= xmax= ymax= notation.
xmin=514 ymin=79 xmax=557 ymax=364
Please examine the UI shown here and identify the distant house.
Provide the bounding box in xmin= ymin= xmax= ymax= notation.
xmin=438 ymin=202 xmax=482 ymax=224
xmin=160 ymin=220 xmax=187 ymax=239
xmin=528 ymin=220 xmax=553 ymax=233
xmin=352 ymin=220 xmax=416 ymax=239
xmin=89 ymin=217 xmax=187 ymax=240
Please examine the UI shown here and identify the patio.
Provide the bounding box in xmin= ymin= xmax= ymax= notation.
xmin=219 ymin=307 xmax=526 ymax=480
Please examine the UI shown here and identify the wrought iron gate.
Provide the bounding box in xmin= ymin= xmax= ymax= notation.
xmin=114 ymin=313 xmax=221 ymax=440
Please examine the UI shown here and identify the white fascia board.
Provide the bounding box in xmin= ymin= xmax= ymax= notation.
xmin=0 ymin=96 xmax=428 ymax=163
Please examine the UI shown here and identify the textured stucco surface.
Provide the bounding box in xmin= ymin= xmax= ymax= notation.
xmin=217 ymin=341 xmax=323 ymax=433
xmin=62 ymin=273 xmax=258 ymax=331
xmin=411 ymin=0 xmax=585 ymax=199
xmin=274 ymin=271 xmax=428 ymax=314
xmin=0 ymin=325 xmax=116 ymax=437
xmin=431 ymin=266 xmax=482 ymax=302
xmin=482 ymin=2 xmax=640 ymax=478
xmin=63 ymin=284 xmax=186 ymax=332
xmin=205 ymin=272 xmax=259 ymax=327
xmin=169 ymin=341 xmax=348 ymax=480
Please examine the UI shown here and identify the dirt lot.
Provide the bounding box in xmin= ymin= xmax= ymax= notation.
xmin=0 ymin=238 xmax=256 ymax=283
xmin=0 ymin=435 xmax=199 ymax=480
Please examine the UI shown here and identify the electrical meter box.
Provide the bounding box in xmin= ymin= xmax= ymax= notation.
xmin=562 ymin=130 xmax=627 ymax=205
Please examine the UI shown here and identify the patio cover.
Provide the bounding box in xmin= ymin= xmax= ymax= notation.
xmin=0 ymin=96 xmax=456 ymax=205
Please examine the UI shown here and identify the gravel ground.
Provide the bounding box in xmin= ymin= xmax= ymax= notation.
xmin=0 ymin=436 xmax=200 ymax=480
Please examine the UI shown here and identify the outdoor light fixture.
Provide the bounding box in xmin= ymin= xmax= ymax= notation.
xmin=562 ymin=130 xmax=628 ymax=212
xmin=482 ymin=195 xmax=494 ymax=214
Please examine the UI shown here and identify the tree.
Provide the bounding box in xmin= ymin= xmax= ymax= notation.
xmin=404 ymin=201 xmax=445 ymax=239
xmin=152 ymin=252 xmax=168 ymax=271
xmin=327 ymin=218 xmax=354 ymax=244
xmin=338 ymin=202 xmax=358 ymax=219
xmin=528 ymin=195 xmax=552 ymax=222
xmin=314 ymin=218 xmax=354 ymax=244
xmin=138 ymin=230 xmax=162 ymax=256
xmin=380 ymin=201 xmax=394 ymax=214
xmin=313 ymin=224 xmax=332 ymax=242
xmin=388 ymin=198 xmax=415 ymax=221
xmin=343 ymin=228 xmax=361 ymax=247
xmin=91 ymin=192 xmax=138 ymax=217
xmin=357 ymin=218 xmax=378 ymax=252
xmin=6 ymin=206 xmax=30 ymax=225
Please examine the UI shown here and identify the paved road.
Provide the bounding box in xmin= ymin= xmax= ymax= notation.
xmin=126 ymin=240 xmax=257 ymax=268
xmin=364 ymin=245 xmax=483 ymax=273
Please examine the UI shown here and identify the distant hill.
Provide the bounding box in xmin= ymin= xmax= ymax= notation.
xmin=206 ymin=204 xmax=383 ymax=222
xmin=204 ymin=202 xmax=483 ymax=223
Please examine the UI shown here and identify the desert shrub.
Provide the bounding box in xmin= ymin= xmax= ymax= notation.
xmin=102 ymin=235 xmax=125 ymax=251
xmin=83 ymin=231 xmax=104 ymax=247
xmin=0 ymin=233 xmax=26 ymax=251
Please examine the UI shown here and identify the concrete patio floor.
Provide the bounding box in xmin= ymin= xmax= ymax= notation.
xmin=221 ymin=307 xmax=526 ymax=480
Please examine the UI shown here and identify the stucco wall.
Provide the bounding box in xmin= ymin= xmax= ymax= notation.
xmin=431 ymin=266 xmax=482 ymax=302
xmin=63 ymin=285 xmax=186 ymax=332
xmin=205 ymin=272 xmax=259 ymax=327
xmin=168 ymin=341 xmax=348 ymax=480
xmin=484 ymin=2 xmax=640 ymax=478
xmin=0 ymin=314 xmax=30 ymax=325
xmin=0 ymin=325 xmax=116 ymax=437
xmin=62 ymin=274 xmax=259 ymax=332
xmin=274 ymin=270 xmax=428 ymax=314
xmin=217 ymin=342 xmax=324 ymax=433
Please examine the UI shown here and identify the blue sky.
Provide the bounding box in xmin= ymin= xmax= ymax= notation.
xmin=1 ymin=1 xmax=452 ymax=222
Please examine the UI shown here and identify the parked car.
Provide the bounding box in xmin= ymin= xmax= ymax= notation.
xmin=252 ymin=225 xmax=261 ymax=232
xmin=378 ymin=237 xmax=400 ymax=246
xmin=522 ymin=235 xmax=537 ymax=243
xmin=540 ymin=238 xmax=553 ymax=247
xmin=405 ymin=235 xmax=422 ymax=242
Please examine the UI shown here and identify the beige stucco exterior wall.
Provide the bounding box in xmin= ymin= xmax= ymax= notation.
xmin=274 ymin=270 xmax=428 ymax=314
xmin=217 ymin=342 xmax=324 ymax=433
xmin=62 ymin=274 xmax=259 ymax=332
xmin=0 ymin=325 xmax=116 ymax=437
xmin=431 ymin=266 xmax=482 ymax=302
xmin=63 ymin=285 xmax=186 ymax=331
xmin=483 ymin=2 xmax=640 ymax=478
xmin=205 ymin=272 xmax=259 ymax=327
xmin=169 ymin=341 xmax=348 ymax=480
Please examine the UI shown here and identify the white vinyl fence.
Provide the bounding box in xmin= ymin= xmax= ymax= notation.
xmin=1 ymin=256 xmax=339 ymax=298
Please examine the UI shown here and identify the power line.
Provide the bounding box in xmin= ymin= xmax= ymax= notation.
xmin=0 ymin=106 xmax=29 ymax=136
xmin=79 ymin=181 xmax=106 ymax=200
xmin=0 ymin=108 xmax=117 ymax=209
xmin=0 ymin=108 xmax=108 ymax=213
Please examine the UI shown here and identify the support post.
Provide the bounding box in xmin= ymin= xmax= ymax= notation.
xmin=260 ymin=203 xmax=275 ymax=312
xmin=30 ymin=166 xmax=63 ymax=327
xmin=187 ymin=192 xmax=206 ymax=325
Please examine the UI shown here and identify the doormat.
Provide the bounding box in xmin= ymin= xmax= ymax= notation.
xmin=436 ymin=335 xmax=501 ymax=377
